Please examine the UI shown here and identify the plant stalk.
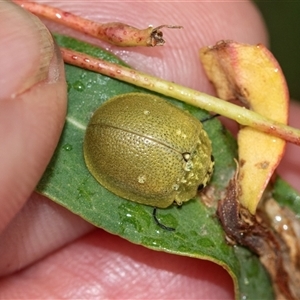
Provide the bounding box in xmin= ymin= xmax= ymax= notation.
xmin=61 ymin=47 xmax=300 ymax=145
xmin=14 ymin=0 xmax=181 ymax=47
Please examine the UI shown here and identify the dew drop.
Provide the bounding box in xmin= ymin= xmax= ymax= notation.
xmin=80 ymin=73 xmax=87 ymax=79
xmin=63 ymin=143 xmax=73 ymax=151
xmin=73 ymin=80 xmax=85 ymax=92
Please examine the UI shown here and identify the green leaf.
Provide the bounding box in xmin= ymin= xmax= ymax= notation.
xmin=37 ymin=34 xmax=300 ymax=299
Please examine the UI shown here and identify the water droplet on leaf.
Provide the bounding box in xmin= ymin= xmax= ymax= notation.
xmin=73 ymin=80 xmax=85 ymax=92
xmin=63 ymin=143 xmax=73 ymax=151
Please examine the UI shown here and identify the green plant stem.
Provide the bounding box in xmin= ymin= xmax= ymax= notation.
xmin=61 ymin=47 xmax=300 ymax=145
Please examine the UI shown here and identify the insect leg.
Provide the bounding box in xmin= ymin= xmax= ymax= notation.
xmin=152 ymin=207 xmax=175 ymax=231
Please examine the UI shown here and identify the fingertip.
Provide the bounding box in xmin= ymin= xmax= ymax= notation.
xmin=0 ymin=1 xmax=54 ymax=97
xmin=0 ymin=2 xmax=67 ymax=232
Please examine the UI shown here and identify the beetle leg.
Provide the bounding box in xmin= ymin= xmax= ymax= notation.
xmin=197 ymin=183 xmax=204 ymax=191
xmin=152 ymin=207 xmax=175 ymax=231
xmin=200 ymin=114 xmax=220 ymax=123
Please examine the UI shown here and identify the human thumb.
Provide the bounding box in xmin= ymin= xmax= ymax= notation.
xmin=0 ymin=1 xmax=67 ymax=232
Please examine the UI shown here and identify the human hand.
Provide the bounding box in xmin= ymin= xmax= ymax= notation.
xmin=1 ymin=1 xmax=296 ymax=298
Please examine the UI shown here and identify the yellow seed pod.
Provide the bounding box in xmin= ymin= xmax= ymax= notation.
xmin=84 ymin=93 xmax=214 ymax=208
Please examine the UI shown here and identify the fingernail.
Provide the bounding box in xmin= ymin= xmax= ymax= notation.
xmin=0 ymin=2 xmax=55 ymax=98
xmin=16 ymin=13 xmax=55 ymax=95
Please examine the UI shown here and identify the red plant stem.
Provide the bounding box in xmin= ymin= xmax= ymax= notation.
xmin=61 ymin=47 xmax=300 ymax=145
xmin=13 ymin=0 xmax=181 ymax=47
xmin=14 ymin=1 xmax=96 ymax=35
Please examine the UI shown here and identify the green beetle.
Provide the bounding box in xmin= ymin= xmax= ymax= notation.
xmin=83 ymin=93 xmax=214 ymax=210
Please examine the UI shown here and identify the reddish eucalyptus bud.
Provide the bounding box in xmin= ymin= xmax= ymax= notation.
xmin=14 ymin=1 xmax=182 ymax=47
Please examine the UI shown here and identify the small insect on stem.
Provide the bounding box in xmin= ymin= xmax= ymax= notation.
xmin=14 ymin=0 xmax=182 ymax=47
xmin=147 ymin=25 xmax=183 ymax=47
xmin=153 ymin=208 xmax=175 ymax=231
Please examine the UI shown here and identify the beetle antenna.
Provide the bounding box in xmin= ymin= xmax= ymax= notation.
xmin=201 ymin=114 xmax=220 ymax=123
xmin=152 ymin=207 xmax=175 ymax=231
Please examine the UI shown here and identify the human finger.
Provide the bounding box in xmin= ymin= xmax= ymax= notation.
xmin=0 ymin=1 xmax=67 ymax=233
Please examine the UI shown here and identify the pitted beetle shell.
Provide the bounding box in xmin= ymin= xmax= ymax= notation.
xmin=84 ymin=93 xmax=214 ymax=208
